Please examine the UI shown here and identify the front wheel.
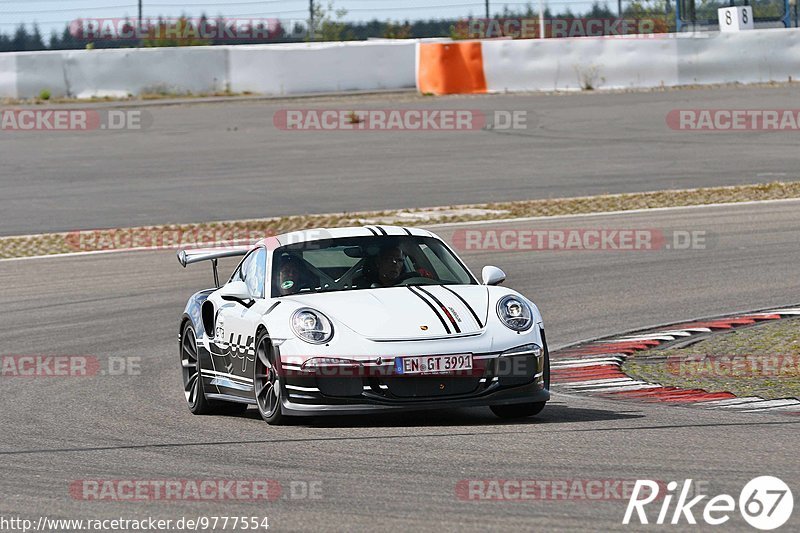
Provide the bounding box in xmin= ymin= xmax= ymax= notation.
xmin=253 ymin=332 xmax=291 ymax=425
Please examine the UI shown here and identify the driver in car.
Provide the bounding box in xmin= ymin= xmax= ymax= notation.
xmin=374 ymin=245 xmax=405 ymax=287
xmin=353 ymin=242 xmax=438 ymax=288
xmin=353 ymin=244 xmax=406 ymax=289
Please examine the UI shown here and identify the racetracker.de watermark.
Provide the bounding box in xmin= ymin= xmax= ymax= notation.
xmin=0 ymin=110 xmax=151 ymax=132
xmin=461 ymin=17 xmax=663 ymax=39
xmin=0 ymin=355 xmax=140 ymax=377
xmin=456 ymin=479 xmax=665 ymax=501
xmin=63 ymin=228 xmax=332 ymax=252
xmin=666 ymin=354 xmax=800 ymax=378
xmin=451 ymin=228 xmax=710 ymax=252
xmin=69 ymin=17 xmax=306 ymax=41
xmin=667 ymin=109 xmax=800 ymax=131
xmin=69 ymin=479 xmax=322 ymax=502
xmin=1 ymin=516 xmax=270 ymax=533
xmin=273 ymin=355 xmax=536 ymax=378
xmin=273 ymin=109 xmax=527 ymax=131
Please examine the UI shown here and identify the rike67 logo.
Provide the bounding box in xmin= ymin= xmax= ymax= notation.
xmin=623 ymin=477 xmax=793 ymax=530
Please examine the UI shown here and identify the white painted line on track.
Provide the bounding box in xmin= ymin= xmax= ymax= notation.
xmin=641 ymin=330 xmax=697 ymax=337
xmin=738 ymin=405 xmax=800 ymax=413
xmin=557 ymin=378 xmax=635 ymax=387
xmin=715 ymin=399 xmax=800 ymax=410
xmin=564 ymin=380 xmax=646 ymax=390
xmin=699 ymin=397 xmax=766 ymax=407
xmin=590 ymin=384 xmax=664 ymax=393
xmin=428 ymin=197 xmax=800 ymax=229
xmin=655 ymin=328 xmax=713 ymax=334
xmin=5 ymin=198 xmax=800 ymax=262
xmin=612 ymin=335 xmax=676 ymax=342
xmin=551 ymin=360 xmax=623 ymax=369
xmin=551 ymin=356 xmax=626 ymax=365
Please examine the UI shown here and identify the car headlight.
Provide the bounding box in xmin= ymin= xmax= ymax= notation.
xmin=501 ymin=343 xmax=542 ymax=357
xmin=291 ymin=308 xmax=334 ymax=344
xmin=496 ymin=295 xmax=533 ymax=331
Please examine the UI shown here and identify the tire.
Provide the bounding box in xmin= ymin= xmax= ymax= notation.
xmin=253 ymin=331 xmax=291 ymax=425
xmin=180 ymin=322 xmax=247 ymax=416
xmin=490 ymin=333 xmax=550 ymax=420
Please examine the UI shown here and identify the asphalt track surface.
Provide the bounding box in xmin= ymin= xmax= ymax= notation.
xmin=2 ymin=85 xmax=800 ymax=236
xmin=1 ymin=200 xmax=799 ymax=531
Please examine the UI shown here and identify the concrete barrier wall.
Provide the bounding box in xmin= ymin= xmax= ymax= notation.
xmin=0 ymin=40 xmax=417 ymax=99
xmin=229 ymin=40 xmax=416 ymax=95
xmin=417 ymin=29 xmax=800 ymax=94
xmin=676 ymin=29 xmax=800 ymax=86
xmin=3 ymin=31 xmax=798 ymax=100
xmin=0 ymin=53 xmax=17 ymax=98
xmin=482 ymin=37 xmax=679 ymax=91
xmin=62 ymin=47 xmax=229 ymax=98
xmin=13 ymin=51 xmax=69 ymax=99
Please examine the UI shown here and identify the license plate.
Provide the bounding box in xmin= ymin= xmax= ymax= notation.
xmin=395 ymin=354 xmax=473 ymax=375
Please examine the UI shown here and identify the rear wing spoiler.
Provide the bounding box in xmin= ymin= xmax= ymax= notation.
xmin=177 ymin=246 xmax=250 ymax=287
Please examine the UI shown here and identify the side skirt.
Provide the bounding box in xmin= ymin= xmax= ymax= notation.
xmin=206 ymin=393 xmax=256 ymax=405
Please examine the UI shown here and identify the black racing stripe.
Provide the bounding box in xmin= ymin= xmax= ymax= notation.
xmin=375 ymin=225 xmax=388 ymax=236
xmin=402 ymin=227 xmax=412 ymax=235
xmin=364 ymin=226 xmax=379 ymax=236
xmin=440 ymin=285 xmax=484 ymax=328
xmin=417 ymin=287 xmax=461 ymax=334
xmin=407 ymin=286 xmax=451 ymax=334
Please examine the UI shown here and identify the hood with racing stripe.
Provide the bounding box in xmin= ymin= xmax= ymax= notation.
xmin=281 ymin=285 xmax=489 ymax=340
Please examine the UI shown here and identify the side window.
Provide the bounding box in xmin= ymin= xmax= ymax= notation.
xmin=243 ymin=248 xmax=266 ymax=298
xmin=232 ymin=255 xmax=250 ymax=284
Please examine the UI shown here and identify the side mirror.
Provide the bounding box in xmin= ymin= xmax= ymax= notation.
xmin=220 ymin=280 xmax=252 ymax=303
xmin=481 ymin=266 xmax=506 ymax=286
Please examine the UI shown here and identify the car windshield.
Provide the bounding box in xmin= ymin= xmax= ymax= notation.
xmin=271 ymin=235 xmax=476 ymax=297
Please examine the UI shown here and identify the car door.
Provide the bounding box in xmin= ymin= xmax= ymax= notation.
xmin=216 ymin=246 xmax=267 ymax=397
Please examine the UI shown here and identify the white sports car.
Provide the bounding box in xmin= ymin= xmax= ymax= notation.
xmin=177 ymin=226 xmax=549 ymax=424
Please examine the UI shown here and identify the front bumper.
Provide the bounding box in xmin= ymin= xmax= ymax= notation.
xmin=278 ymin=346 xmax=549 ymax=416
xmin=281 ymin=381 xmax=550 ymax=416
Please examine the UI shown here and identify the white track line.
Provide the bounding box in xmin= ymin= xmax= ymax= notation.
xmin=588 ymin=383 xmax=664 ymax=393
xmin=564 ymin=380 xmax=646 ymax=390
xmin=552 ymin=356 xmax=626 ymax=366
xmin=654 ymin=328 xmax=713 ymax=334
xmin=5 ymin=198 xmax=800 ymax=263
xmin=557 ymin=377 xmax=634 ymax=386
xmin=551 ymin=360 xmax=624 ymax=369
xmin=699 ymin=397 xmax=766 ymax=407
xmin=714 ymin=399 xmax=800 ymax=410
xmin=612 ymin=335 xmax=677 ymax=342
xmin=739 ymin=404 xmax=800 ymax=413
xmin=428 ymin=197 xmax=800 ymax=229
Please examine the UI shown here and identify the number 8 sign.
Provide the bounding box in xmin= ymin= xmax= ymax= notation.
xmin=719 ymin=6 xmax=755 ymax=32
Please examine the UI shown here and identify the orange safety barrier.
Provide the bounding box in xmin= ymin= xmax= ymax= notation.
xmin=417 ymin=42 xmax=487 ymax=95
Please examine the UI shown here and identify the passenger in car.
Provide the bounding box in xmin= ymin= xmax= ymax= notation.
xmin=276 ymin=255 xmax=316 ymax=295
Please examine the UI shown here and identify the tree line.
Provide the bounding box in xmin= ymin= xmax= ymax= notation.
xmin=0 ymin=1 xmax=717 ymax=53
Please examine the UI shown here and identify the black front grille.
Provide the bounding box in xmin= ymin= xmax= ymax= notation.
xmin=379 ymin=376 xmax=482 ymax=398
